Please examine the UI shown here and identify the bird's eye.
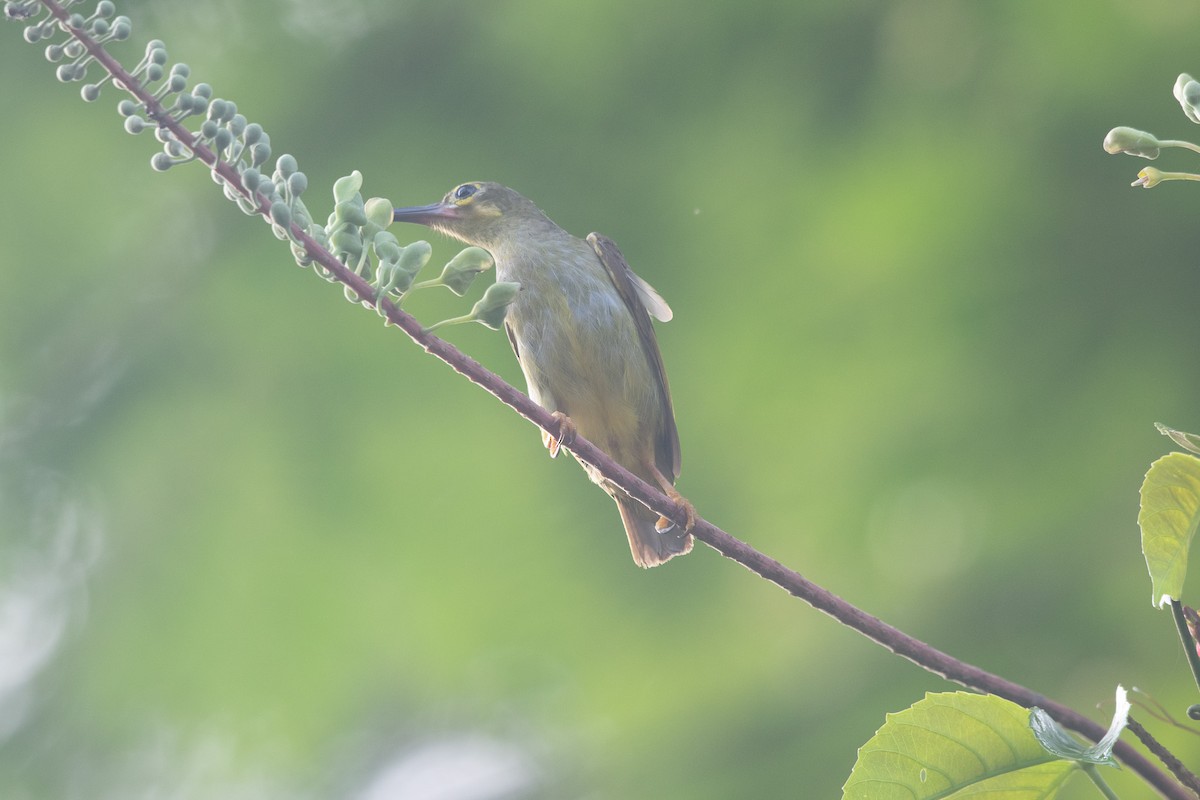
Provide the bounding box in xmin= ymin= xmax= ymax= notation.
xmin=453 ymin=184 xmax=478 ymax=201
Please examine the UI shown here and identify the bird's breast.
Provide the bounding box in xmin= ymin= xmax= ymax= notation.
xmin=498 ymin=250 xmax=660 ymax=459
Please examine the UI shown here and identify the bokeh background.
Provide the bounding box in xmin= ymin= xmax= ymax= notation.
xmin=3 ymin=0 xmax=1200 ymax=797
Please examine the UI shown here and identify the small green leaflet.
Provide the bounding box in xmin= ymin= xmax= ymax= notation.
xmin=1139 ymin=449 xmax=1200 ymax=607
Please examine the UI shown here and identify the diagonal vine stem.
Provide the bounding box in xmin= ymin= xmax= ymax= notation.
xmin=30 ymin=1 xmax=1197 ymax=797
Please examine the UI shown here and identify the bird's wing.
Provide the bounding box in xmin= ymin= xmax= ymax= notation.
xmin=504 ymin=319 xmax=521 ymax=362
xmin=587 ymin=232 xmax=681 ymax=478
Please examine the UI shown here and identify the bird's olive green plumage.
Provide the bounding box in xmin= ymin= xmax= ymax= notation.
xmin=393 ymin=182 xmax=692 ymax=567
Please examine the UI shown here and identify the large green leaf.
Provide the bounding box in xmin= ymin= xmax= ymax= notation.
xmin=1139 ymin=452 xmax=1200 ymax=607
xmin=842 ymin=692 xmax=1077 ymax=800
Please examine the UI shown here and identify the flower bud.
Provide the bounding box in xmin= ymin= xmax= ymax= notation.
xmin=334 ymin=199 xmax=367 ymax=227
xmin=469 ymin=281 xmax=521 ymax=330
xmin=364 ymin=197 xmax=393 ymax=230
xmin=373 ymin=241 xmax=431 ymax=298
xmin=56 ymin=62 xmax=84 ymax=82
xmin=1132 ymin=166 xmax=1164 ymax=188
xmin=438 ymin=247 xmax=494 ymax=296
xmin=1103 ymin=127 xmax=1161 ymax=158
xmin=150 ymin=152 xmax=174 ymax=172
xmin=212 ymin=128 xmax=233 ymax=154
xmin=242 ymin=122 xmax=263 ymax=145
xmin=395 ymin=240 xmax=433 ymax=276
xmin=373 ymin=233 xmax=403 ymax=263
xmin=270 ymin=201 xmax=292 ymax=229
xmin=240 ymin=167 xmax=262 ymax=193
xmin=1176 ymin=74 xmax=1200 ymax=124
xmin=249 ymin=142 xmax=271 ymax=168
xmin=330 ymin=228 xmax=363 ymax=259
xmin=275 ymin=153 xmax=298 ymax=177
xmin=287 ymin=171 xmax=308 ymax=198
xmin=333 ymin=170 xmax=363 ymax=204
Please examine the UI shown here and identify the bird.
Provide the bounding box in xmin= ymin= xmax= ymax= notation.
xmin=393 ymin=181 xmax=694 ymax=567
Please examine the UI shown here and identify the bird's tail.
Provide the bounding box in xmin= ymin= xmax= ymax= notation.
xmin=615 ymin=495 xmax=693 ymax=568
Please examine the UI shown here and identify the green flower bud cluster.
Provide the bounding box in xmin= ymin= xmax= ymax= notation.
xmin=116 ymin=46 xmax=270 ymax=183
xmin=13 ymin=0 xmax=131 ymax=101
xmin=1105 ymin=73 xmax=1200 ymax=189
xmin=317 ymin=169 xmax=402 ymax=305
xmin=5 ymin=0 xmax=513 ymax=337
xmin=315 ymin=171 xmax=506 ymax=327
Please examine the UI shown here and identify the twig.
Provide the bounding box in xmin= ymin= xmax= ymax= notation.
xmin=1130 ymin=688 xmax=1200 ymax=738
xmin=34 ymin=2 xmax=1195 ymax=797
xmin=1173 ymin=601 xmax=1200 ymax=694
xmin=1128 ymin=716 xmax=1200 ymax=797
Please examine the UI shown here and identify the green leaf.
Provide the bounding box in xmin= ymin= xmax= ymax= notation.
xmin=1029 ymin=686 xmax=1128 ymax=767
xmin=842 ymin=692 xmax=1077 ymax=800
xmin=1139 ymin=452 xmax=1200 ymax=607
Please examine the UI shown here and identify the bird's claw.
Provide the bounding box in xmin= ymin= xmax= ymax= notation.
xmin=544 ymin=411 xmax=577 ymax=459
xmin=655 ymin=488 xmax=696 ymax=534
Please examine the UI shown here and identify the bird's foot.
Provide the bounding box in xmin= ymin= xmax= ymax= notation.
xmin=543 ymin=411 xmax=577 ymax=459
xmin=655 ymin=486 xmax=696 ymax=534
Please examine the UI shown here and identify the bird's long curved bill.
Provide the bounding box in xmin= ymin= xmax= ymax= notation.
xmin=393 ymin=202 xmax=456 ymax=224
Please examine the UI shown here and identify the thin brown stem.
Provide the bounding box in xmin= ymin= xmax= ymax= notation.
xmin=1173 ymin=601 xmax=1200 ymax=695
xmin=1129 ymin=716 xmax=1200 ymax=798
xmin=36 ymin=2 xmax=1194 ymax=796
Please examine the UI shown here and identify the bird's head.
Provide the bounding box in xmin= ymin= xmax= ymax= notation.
xmin=392 ymin=182 xmax=554 ymax=251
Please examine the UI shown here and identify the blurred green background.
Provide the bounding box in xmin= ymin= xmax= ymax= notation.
xmin=4 ymin=0 xmax=1200 ymax=797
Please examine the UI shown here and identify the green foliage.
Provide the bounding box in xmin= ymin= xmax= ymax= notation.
xmin=1139 ymin=450 xmax=1200 ymax=607
xmin=843 ymin=692 xmax=1077 ymax=799
xmin=844 ymin=689 xmax=1130 ymax=800
xmin=7 ymin=0 xmax=507 ymax=335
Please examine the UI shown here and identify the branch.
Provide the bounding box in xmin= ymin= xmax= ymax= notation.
xmin=326 ymin=231 xmax=1200 ymax=800
xmin=1129 ymin=716 xmax=1200 ymax=796
xmin=1173 ymin=601 xmax=1200 ymax=694
xmin=26 ymin=2 xmax=1194 ymax=797
xmin=233 ymin=151 xmax=1200 ymax=799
